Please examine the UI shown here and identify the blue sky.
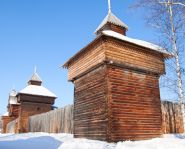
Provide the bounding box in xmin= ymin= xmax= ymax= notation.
xmin=0 ymin=0 xmax=170 ymax=115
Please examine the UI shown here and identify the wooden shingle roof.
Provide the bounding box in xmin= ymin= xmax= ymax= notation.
xmin=95 ymin=12 xmax=128 ymax=34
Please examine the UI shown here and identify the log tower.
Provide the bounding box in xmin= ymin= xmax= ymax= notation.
xmin=2 ymin=89 xmax=20 ymax=133
xmin=63 ymin=1 xmax=172 ymax=142
xmin=16 ymin=70 xmax=57 ymax=133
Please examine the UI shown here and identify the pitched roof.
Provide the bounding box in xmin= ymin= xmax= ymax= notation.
xmin=30 ymin=72 xmax=42 ymax=82
xmin=9 ymin=89 xmax=17 ymax=97
xmin=102 ymin=30 xmax=172 ymax=57
xmin=9 ymin=89 xmax=18 ymax=105
xmin=3 ymin=112 xmax=9 ymax=116
xmin=19 ymin=85 xmax=57 ymax=98
xmin=95 ymin=12 xmax=128 ymax=34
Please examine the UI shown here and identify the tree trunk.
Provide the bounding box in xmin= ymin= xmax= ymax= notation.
xmin=167 ymin=0 xmax=185 ymax=131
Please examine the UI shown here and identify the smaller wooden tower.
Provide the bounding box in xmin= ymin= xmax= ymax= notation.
xmin=16 ymin=70 xmax=57 ymax=133
xmin=63 ymin=0 xmax=172 ymax=142
xmin=8 ymin=89 xmax=20 ymax=117
xmin=2 ymin=89 xmax=20 ymax=133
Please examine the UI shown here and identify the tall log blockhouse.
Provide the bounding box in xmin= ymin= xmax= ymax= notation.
xmin=63 ymin=2 xmax=172 ymax=142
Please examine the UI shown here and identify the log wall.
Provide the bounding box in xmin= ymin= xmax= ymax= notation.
xmin=65 ymin=34 xmax=167 ymax=142
xmin=66 ymin=36 xmax=165 ymax=81
xmin=73 ymin=63 xmax=164 ymax=142
xmin=9 ymin=105 xmax=20 ymax=117
xmin=107 ymin=64 xmax=162 ymax=141
xmin=105 ymin=38 xmax=165 ymax=75
xmin=74 ymin=65 xmax=109 ymax=141
xmin=19 ymin=101 xmax=52 ymax=133
xmin=68 ymin=40 xmax=105 ymax=81
xmin=29 ymin=105 xmax=73 ymax=134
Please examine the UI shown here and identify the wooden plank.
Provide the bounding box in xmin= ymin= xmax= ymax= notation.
xmin=67 ymin=36 xmax=165 ymax=81
xmin=74 ymin=65 xmax=109 ymax=141
xmin=161 ymin=101 xmax=184 ymax=133
xmin=29 ymin=105 xmax=73 ymax=134
xmin=107 ymin=65 xmax=162 ymax=141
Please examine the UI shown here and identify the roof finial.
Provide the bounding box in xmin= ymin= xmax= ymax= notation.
xmin=34 ymin=66 xmax=37 ymax=73
xmin=108 ymin=0 xmax=111 ymax=13
xmin=12 ymin=84 xmax=15 ymax=91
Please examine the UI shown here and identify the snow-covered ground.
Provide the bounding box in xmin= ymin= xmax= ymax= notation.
xmin=0 ymin=133 xmax=185 ymax=149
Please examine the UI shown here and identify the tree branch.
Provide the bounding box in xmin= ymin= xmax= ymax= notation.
xmin=173 ymin=2 xmax=185 ymax=7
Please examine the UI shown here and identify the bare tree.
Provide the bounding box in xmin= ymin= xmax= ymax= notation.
xmin=133 ymin=0 xmax=185 ymax=129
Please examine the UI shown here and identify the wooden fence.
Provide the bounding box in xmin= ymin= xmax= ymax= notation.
xmin=6 ymin=119 xmax=17 ymax=133
xmin=161 ymin=101 xmax=184 ymax=134
xmin=28 ymin=102 xmax=184 ymax=135
xmin=4 ymin=102 xmax=184 ymax=135
xmin=29 ymin=105 xmax=73 ymax=133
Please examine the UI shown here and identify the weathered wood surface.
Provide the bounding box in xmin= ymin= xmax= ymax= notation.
xmin=68 ymin=39 xmax=105 ymax=81
xmin=161 ymin=101 xmax=184 ymax=134
xmin=73 ymin=63 xmax=163 ymax=142
xmin=9 ymin=104 xmax=20 ymax=117
xmin=18 ymin=101 xmax=52 ymax=133
xmin=6 ymin=118 xmax=18 ymax=133
xmin=64 ymin=30 xmax=168 ymax=142
xmin=74 ymin=65 xmax=109 ymax=141
xmin=1 ymin=116 xmax=17 ymax=133
xmin=4 ymin=101 xmax=184 ymax=136
xmin=63 ymin=18 xmax=172 ymax=141
xmin=65 ymin=36 xmax=165 ymax=81
xmin=17 ymin=94 xmax=55 ymax=104
xmin=29 ymin=105 xmax=73 ymax=134
xmin=105 ymin=38 xmax=165 ymax=75
xmin=96 ymin=23 xmax=127 ymax=36
xmin=107 ymin=64 xmax=162 ymax=141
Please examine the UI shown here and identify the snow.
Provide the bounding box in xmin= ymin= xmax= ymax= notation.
xmin=102 ymin=30 xmax=172 ymax=57
xmin=19 ymin=85 xmax=57 ymax=98
xmin=2 ymin=112 xmax=9 ymax=116
xmin=9 ymin=90 xmax=18 ymax=105
xmin=9 ymin=98 xmax=18 ymax=105
xmin=0 ymin=133 xmax=185 ymax=149
xmin=9 ymin=90 xmax=17 ymax=97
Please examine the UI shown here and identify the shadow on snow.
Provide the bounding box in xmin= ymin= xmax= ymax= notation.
xmin=0 ymin=136 xmax=62 ymax=149
xmin=175 ymin=134 xmax=185 ymax=139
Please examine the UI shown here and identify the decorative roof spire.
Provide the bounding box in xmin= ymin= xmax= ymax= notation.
xmin=10 ymin=89 xmax=17 ymax=97
xmin=95 ymin=0 xmax=128 ymax=36
xmin=28 ymin=67 xmax=42 ymax=86
xmin=12 ymin=84 xmax=15 ymax=91
xmin=34 ymin=66 xmax=37 ymax=73
xmin=108 ymin=0 xmax=111 ymax=13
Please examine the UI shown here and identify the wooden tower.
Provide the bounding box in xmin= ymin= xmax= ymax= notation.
xmin=8 ymin=89 xmax=20 ymax=117
xmin=63 ymin=1 xmax=172 ymax=142
xmin=16 ymin=70 xmax=57 ymax=133
xmin=2 ymin=89 xmax=20 ymax=133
